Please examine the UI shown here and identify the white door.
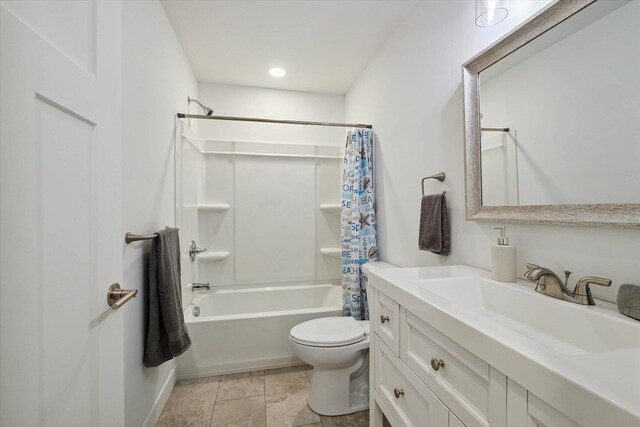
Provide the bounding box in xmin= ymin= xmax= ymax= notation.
xmin=0 ymin=1 xmax=125 ymax=426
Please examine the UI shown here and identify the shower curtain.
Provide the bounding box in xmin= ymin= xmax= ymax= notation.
xmin=342 ymin=128 xmax=377 ymax=320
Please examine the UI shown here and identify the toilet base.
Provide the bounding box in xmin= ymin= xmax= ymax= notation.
xmin=307 ymin=350 xmax=369 ymax=416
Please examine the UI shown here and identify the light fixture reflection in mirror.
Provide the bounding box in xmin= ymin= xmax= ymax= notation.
xmin=475 ymin=0 xmax=509 ymax=27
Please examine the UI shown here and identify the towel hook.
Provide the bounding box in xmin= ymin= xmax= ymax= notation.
xmin=422 ymin=172 xmax=446 ymax=196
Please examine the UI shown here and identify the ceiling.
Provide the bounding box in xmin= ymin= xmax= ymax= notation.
xmin=160 ymin=1 xmax=416 ymax=94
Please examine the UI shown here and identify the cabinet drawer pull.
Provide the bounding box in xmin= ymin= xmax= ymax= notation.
xmin=430 ymin=357 xmax=445 ymax=371
xmin=393 ymin=387 xmax=405 ymax=398
xmin=380 ymin=314 xmax=390 ymax=323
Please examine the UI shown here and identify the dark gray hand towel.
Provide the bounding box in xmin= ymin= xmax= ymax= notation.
xmin=617 ymin=284 xmax=640 ymax=321
xmin=418 ymin=194 xmax=450 ymax=256
xmin=144 ymin=227 xmax=191 ymax=367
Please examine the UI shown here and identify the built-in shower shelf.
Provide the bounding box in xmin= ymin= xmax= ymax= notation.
xmin=320 ymin=248 xmax=341 ymax=258
xmin=197 ymin=251 xmax=231 ymax=262
xmin=198 ymin=203 xmax=230 ymax=212
xmin=182 ymin=136 xmax=343 ymax=159
xmin=320 ymin=203 xmax=341 ymax=212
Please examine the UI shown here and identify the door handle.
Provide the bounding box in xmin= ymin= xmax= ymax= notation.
xmin=107 ymin=283 xmax=138 ymax=310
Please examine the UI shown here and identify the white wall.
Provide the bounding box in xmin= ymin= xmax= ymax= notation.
xmin=346 ymin=0 xmax=640 ymax=303
xmin=122 ymin=1 xmax=198 ymax=426
xmin=197 ymin=82 xmax=345 ymax=145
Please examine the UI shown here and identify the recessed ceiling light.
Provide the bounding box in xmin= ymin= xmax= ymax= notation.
xmin=269 ymin=67 xmax=287 ymax=77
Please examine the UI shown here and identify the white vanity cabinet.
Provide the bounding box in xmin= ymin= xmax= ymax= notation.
xmin=374 ymin=336 xmax=449 ymax=426
xmin=370 ymin=288 xmax=507 ymax=427
xmin=505 ymin=380 xmax=581 ymax=427
xmin=375 ymin=292 xmax=401 ymax=356
xmin=401 ymin=310 xmax=508 ymax=427
xmin=369 ymin=286 xmax=583 ymax=427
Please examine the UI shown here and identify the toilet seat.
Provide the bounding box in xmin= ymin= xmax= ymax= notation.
xmin=290 ymin=317 xmax=367 ymax=347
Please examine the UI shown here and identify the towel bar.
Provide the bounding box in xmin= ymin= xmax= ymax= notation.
xmin=422 ymin=172 xmax=446 ymax=196
xmin=125 ymin=226 xmax=179 ymax=244
xmin=125 ymin=232 xmax=157 ymax=243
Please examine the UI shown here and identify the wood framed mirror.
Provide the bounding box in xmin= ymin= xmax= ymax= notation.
xmin=463 ymin=0 xmax=640 ymax=228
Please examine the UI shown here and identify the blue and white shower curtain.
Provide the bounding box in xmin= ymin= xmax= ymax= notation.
xmin=342 ymin=129 xmax=377 ymax=320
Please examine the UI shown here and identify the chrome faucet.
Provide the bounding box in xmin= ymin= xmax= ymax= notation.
xmin=524 ymin=263 xmax=611 ymax=305
xmin=190 ymin=282 xmax=210 ymax=291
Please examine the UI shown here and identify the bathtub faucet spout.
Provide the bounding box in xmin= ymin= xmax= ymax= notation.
xmin=191 ymin=282 xmax=210 ymax=291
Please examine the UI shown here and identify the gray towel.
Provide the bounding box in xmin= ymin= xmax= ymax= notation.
xmin=617 ymin=284 xmax=640 ymax=321
xmin=418 ymin=194 xmax=450 ymax=256
xmin=144 ymin=227 xmax=191 ymax=367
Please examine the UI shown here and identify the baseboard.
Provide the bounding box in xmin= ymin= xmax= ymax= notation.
xmin=141 ymin=365 xmax=177 ymax=427
xmin=177 ymin=356 xmax=306 ymax=380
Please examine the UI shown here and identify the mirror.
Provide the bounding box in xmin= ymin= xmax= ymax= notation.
xmin=463 ymin=0 xmax=640 ymax=228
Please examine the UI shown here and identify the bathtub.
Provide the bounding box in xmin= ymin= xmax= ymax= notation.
xmin=176 ymin=283 xmax=342 ymax=379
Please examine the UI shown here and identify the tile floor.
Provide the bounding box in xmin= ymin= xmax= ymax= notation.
xmin=156 ymin=365 xmax=369 ymax=427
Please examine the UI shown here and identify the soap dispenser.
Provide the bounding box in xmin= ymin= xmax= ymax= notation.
xmin=491 ymin=226 xmax=516 ymax=282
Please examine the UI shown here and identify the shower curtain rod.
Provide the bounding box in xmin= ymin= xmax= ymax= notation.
xmin=177 ymin=113 xmax=372 ymax=129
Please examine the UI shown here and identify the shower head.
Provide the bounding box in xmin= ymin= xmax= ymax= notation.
xmin=188 ymin=96 xmax=213 ymax=116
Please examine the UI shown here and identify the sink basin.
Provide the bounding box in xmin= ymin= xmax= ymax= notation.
xmin=416 ymin=277 xmax=640 ymax=354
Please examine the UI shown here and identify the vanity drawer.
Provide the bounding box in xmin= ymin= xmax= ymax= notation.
xmin=403 ymin=311 xmax=506 ymax=427
xmin=375 ymin=335 xmax=449 ymax=427
xmin=375 ymin=291 xmax=400 ymax=356
xmin=526 ymin=393 xmax=580 ymax=427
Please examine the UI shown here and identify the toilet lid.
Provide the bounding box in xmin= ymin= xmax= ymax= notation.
xmin=290 ymin=317 xmax=367 ymax=347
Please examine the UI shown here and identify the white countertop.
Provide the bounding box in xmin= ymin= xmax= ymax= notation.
xmin=366 ymin=264 xmax=640 ymax=427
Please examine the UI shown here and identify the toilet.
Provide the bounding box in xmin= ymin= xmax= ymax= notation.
xmin=290 ymin=316 xmax=370 ymax=416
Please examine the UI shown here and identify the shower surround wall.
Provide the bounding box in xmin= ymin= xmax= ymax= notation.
xmin=193 ymin=149 xmax=342 ymax=287
xmin=175 ymin=84 xmax=347 ymax=376
xmin=180 ymin=83 xmax=346 ymax=303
